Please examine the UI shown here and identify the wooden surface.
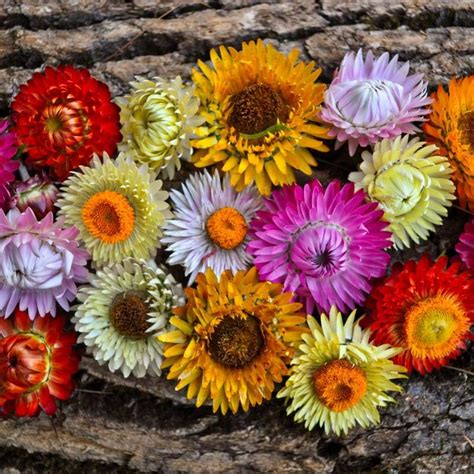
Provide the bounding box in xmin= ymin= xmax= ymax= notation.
xmin=0 ymin=1 xmax=473 ymax=472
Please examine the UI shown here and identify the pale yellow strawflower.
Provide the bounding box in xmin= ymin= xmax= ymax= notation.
xmin=117 ymin=76 xmax=203 ymax=179
xmin=57 ymin=153 xmax=171 ymax=266
xmin=278 ymin=307 xmax=406 ymax=436
xmin=349 ymin=135 xmax=455 ymax=249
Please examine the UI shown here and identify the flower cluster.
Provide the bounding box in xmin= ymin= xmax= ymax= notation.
xmin=0 ymin=42 xmax=471 ymax=440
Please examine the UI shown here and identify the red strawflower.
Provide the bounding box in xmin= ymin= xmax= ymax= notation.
xmin=12 ymin=65 xmax=121 ymax=180
xmin=0 ymin=309 xmax=80 ymax=417
xmin=365 ymin=255 xmax=473 ymax=375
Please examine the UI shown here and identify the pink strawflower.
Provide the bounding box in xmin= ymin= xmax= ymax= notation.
xmin=456 ymin=220 xmax=474 ymax=272
xmin=0 ymin=119 xmax=18 ymax=210
xmin=320 ymin=50 xmax=432 ymax=155
xmin=8 ymin=173 xmax=59 ymax=220
xmin=0 ymin=208 xmax=89 ymax=319
xmin=247 ymin=180 xmax=392 ymax=313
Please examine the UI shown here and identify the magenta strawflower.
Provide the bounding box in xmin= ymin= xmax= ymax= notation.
xmin=8 ymin=173 xmax=59 ymax=220
xmin=0 ymin=208 xmax=89 ymax=319
xmin=456 ymin=220 xmax=474 ymax=272
xmin=0 ymin=119 xmax=18 ymax=210
xmin=247 ymin=180 xmax=392 ymax=313
xmin=320 ymin=50 xmax=431 ymax=155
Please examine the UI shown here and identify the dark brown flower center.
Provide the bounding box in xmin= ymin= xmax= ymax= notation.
xmin=458 ymin=111 xmax=474 ymax=152
xmin=228 ymin=83 xmax=289 ymax=135
xmin=208 ymin=314 xmax=264 ymax=368
xmin=110 ymin=291 xmax=151 ymax=339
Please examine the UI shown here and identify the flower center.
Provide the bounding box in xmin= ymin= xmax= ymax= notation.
xmin=228 ymin=83 xmax=289 ymax=135
xmin=290 ymin=225 xmax=349 ymax=278
xmin=132 ymin=92 xmax=181 ymax=147
xmin=44 ymin=115 xmax=63 ymax=132
xmin=41 ymin=103 xmax=89 ymax=149
xmin=9 ymin=355 xmax=17 ymax=367
xmin=334 ymin=79 xmax=403 ymax=127
xmin=207 ymin=314 xmax=264 ymax=368
xmin=110 ymin=291 xmax=152 ymax=339
xmin=403 ymin=294 xmax=470 ymax=359
xmin=458 ymin=110 xmax=474 ymax=152
xmin=313 ymin=359 xmax=367 ymax=412
xmin=81 ymin=190 xmax=135 ymax=244
xmin=372 ymin=163 xmax=425 ymax=217
xmin=2 ymin=333 xmax=52 ymax=390
xmin=206 ymin=207 xmax=248 ymax=250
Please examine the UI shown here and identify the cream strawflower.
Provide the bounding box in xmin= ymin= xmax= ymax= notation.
xmin=278 ymin=307 xmax=406 ymax=436
xmin=117 ymin=76 xmax=203 ymax=179
xmin=56 ymin=153 xmax=171 ymax=266
xmin=73 ymin=258 xmax=184 ymax=378
xmin=349 ymin=135 xmax=455 ymax=249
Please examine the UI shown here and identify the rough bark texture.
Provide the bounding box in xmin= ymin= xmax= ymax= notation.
xmin=1 ymin=1 xmax=473 ymax=472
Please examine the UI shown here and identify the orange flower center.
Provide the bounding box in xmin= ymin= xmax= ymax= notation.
xmin=208 ymin=314 xmax=264 ymax=368
xmin=228 ymin=83 xmax=289 ymax=135
xmin=403 ymin=293 xmax=470 ymax=360
xmin=206 ymin=207 xmax=248 ymax=250
xmin=110 ymin=291 xmax=151 ymax=339
xmin=458 ymin=110 xmax=474 ymax=152
xmin=81 ymin=190 xmax=135 ymax=244
xmin=313 ymin=359 xmax=367 ymax=412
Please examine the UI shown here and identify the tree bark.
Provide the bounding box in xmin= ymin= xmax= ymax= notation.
xmin=0 ymin=1 xmax=473 ymax=472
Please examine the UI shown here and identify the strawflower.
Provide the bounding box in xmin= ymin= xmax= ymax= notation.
xmin=248 ymin=180 xmax=391 ymax=313
xmin=162 ymin=170 xmax=263 ymax=283
xmin=0 ymin=208 xmax=89 ymax=319
xmin=365 ymin=255 xmax=473 ymax=374
xmin=321 ymin=50 xmax=431 ymax=155
xmin=160 ymin=267 xmax=307 ymax=414
xmin=278 ymin=307 xmax=406 ymax=436
xmin=12 ymin=65 xmax=121 ymax=180
xmin=192 ymin=39 xmax=329 ymax=195
xmin=349 ymin=135 xmax=455 ymax=248
xmin=0 ymin=309 xmax=80 ymax=417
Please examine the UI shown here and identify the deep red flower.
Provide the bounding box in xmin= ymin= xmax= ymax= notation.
xmin=12 ymin=65 xmax=121 ymax=180
xmin=0 ymin=309 xmax=80 ymax=417
xmin=365 ymin=255 xmax=474 ymax=375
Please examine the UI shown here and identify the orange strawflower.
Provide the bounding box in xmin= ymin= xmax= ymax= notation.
xmin=424 ymin=75 xmax=474 ymax=210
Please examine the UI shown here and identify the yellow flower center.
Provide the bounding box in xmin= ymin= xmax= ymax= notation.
xmin=228 ymin=83 xmax=289 ymax=135
xmin=208 ymin=314 xmax=264 ymax=368
xmin=44 ymin=115 xmax=63 ymax=132
xmin=403 ymin=294 xmax=470 ymax=359
xmin=81 ymin=190 xmax=135 ymax=244
xmin=458 ymin=110 xmax=474 ymax=152
xmin=110 ymin=291 xmax=151 ymax=339
xmin=206 ymin=207 xmax=248 ymax=250
xmin=313 ymin=359 xmax=367 ymax=413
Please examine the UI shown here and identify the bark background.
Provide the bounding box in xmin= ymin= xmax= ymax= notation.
xmin=0 ymin=0 xmax=473 ymax=472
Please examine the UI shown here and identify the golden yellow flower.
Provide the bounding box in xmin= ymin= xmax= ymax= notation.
xmin=159 ymin=267 xmax=307 ymax=414
xmin=191 ymin=40 xmax=329 ymax=195
xmin=424 ymin=75 xmax=474 ymax=210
